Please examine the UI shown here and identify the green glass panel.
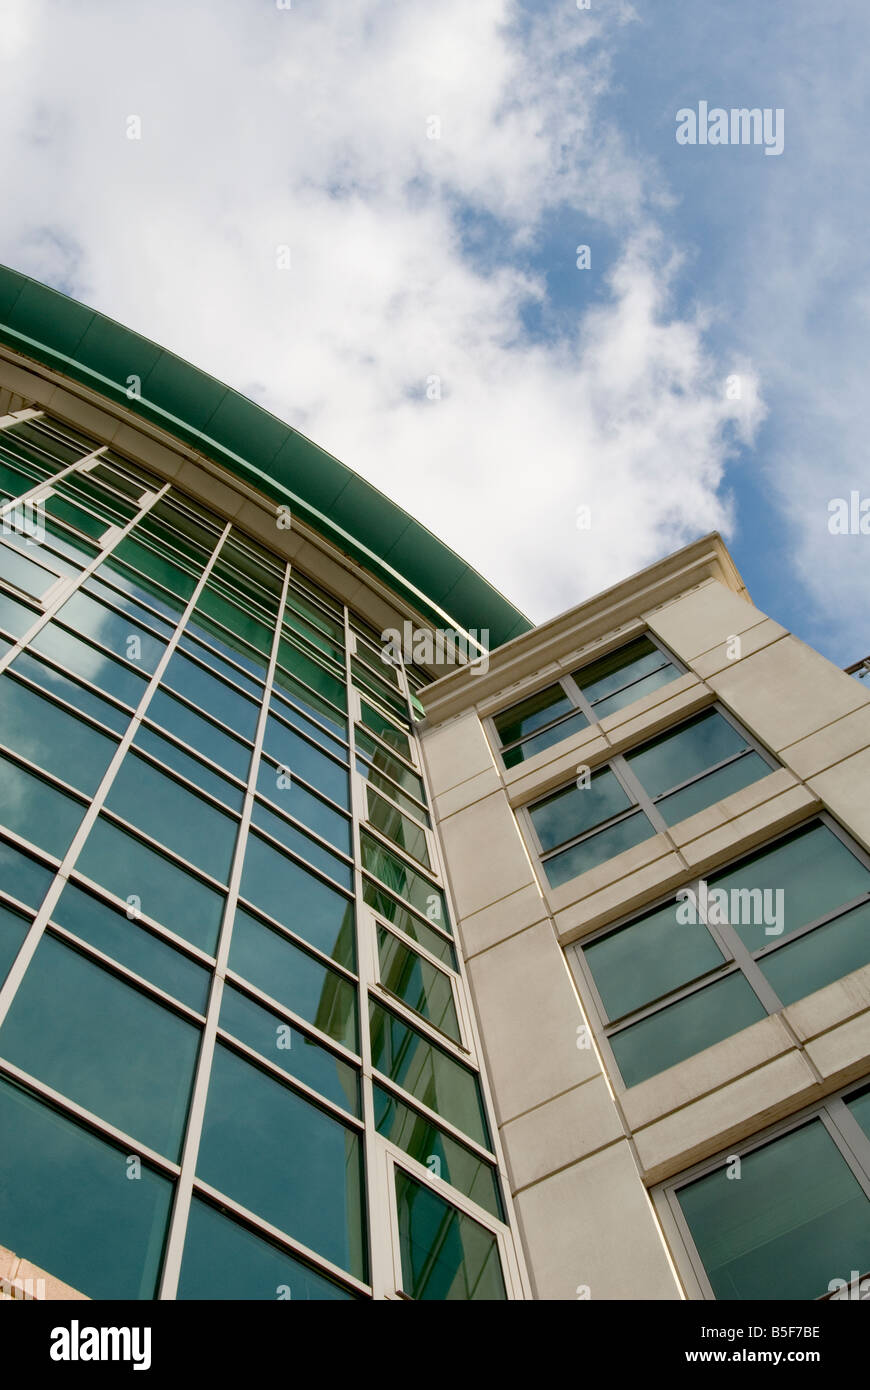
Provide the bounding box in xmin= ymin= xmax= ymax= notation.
xmin=51 ymin=882 xmax=210 ymax=1013
xmin=395 ymin=1170 xmax=506 ymax=1300
xmin=133 ymin=725 xmax=245 ymax=812
xmin=197 ymin=1045 xmax=366 ymax=1280
xmin=283 ymin=607 xmax=345 ymax=664
xmin=543 ymin=810 xmax=656 ymax=889
xmin=177 ymin=633 xmax=264 ymax=698
xmin=0 ymin=901 xmax=28 ymax=986
xmin=360 ymin=833 xmax=448 ymax=929
xmin=760 ymin=902 xmax=870 ymax=1006
xmin=501 ymin=711 xmax=589 ymax=769
xmin=263 ymin=717 xmax=349 ymax=807
xmin=186 ymin=610 xmax=271 ymax=682
xmin=96 ymin=555 xmax=188 ymax=621
xmin=57 ymin=474 xmax=138 ymax=525
xmin=240 ymin=832 xmax=355 ymax=969
xmin=360 ymin=701 xmax=412 ymax=761
xmin=40 ymin=517 xmax=99 ymax=568
xmin=89 ymin=459 xmax=153 ymax=498
xmin=377 ymin=927 xmax=460 ymax=1042
xmin=0 ymin=933 xmax=199 ymax=1159
xmin=219 ymin=985 xmax=358 ymax=1114
xmin=847 ymin=1087 xmax=870 ymax=1142
xmin=610 ymin=972 xmax=766 ymax=1087
xmin=81 ymin=575 xmax=177 ymax=640
xmin=55 ymin=591 xmax=167 ymax=673
xmin=43 ymin=493 xmax=110 ymax=540
xmin=75 ymin=817 xmax=224 ymax=954
xmin=111 ymin=535 xmax=199 ymax=601
xmin=0 ymin=588 xmax=38 ymax=638
xmin=678 ymin=1119 xmax=870 ymax=1299
xmin=494 ymin=683 xmax=574 ymax=746
xmin=592 ymin=666 xmax=679 ymax=721
xmin=0 ymin=837 xmax=53 ymax=910
xmin=105 ymin=753 xmax=239 ymax=883
xmin=709 ymin=822 xmax=870 ymax=952
xmin=12 ymin=420 xmax=87 ymax=464
xmin=194 ymin=585 xmax=274 ymax=655
xmin=352 ymin=659 xmax=408 ymax=718
xmin=9 ymin=650 xmax=131 ymax=734
xmin=251 ymin=800 xmax=352 ymax=885
xmin=162 ymin=650 xmax=260 ymax=739
xmin=375 ymin=1085 xmax=503 ymax=1220
xmin=575 ymin=636 xmax=672 ymax=707
xmin=178 ymin=1199 xmax=356 ymax=1300
xmin=627 ymin=710 xmax=750 ymax=800
xmin=0 ymin=457 xmax=36 ymax=495
xmin=276 ymin=638 xmax=346 ymax=710
xmin=255 ymin=762 xmax=351 ymax=854
xmin=269 ymin=690 xmax=348 ymax=756
xmin=0 ymin=541 xmax=58 ymax=597
xmin=656 ymin=751 xmax=770 ymax=825
xmin=0 ymin=754 xmax=85 ymax=857
xmin=363 ymin=881 xmax=457 ymax=969
xmin=31 ymin=623 xmax=149 ymax=707
xmin=357 ymin=758 xmax=430 ymax=826
xmin=369 ymin=1001 xmax=488 ymax=1147
xmin=228 ymin=906 xmax=357 ymax=1050
xmin=0 ymin=1077 xmax=171 ymax=1299
xmin=356 ymin=729 xmax=424 ymax=801
xmin=285 ymin=584 xmax=344 ymax=640
xmin=0 ymin=676 xmax=117 ymax=794
xmin=367 ymin=789 xmax=430 ymax=869
xmin=530 ymin=767 xmax=633 ymax=853
xmin=584 ymin=899 xmax=726 ymax=1020
xmin=145 ymin=689 xmax=252 ymax=781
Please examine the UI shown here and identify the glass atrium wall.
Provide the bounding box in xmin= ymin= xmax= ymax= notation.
xmin=0 ymin=409 xmax=516 ymax=1300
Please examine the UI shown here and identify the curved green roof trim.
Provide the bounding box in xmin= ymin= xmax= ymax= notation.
xmin=0 ymin=264 xmax=531 ymax=648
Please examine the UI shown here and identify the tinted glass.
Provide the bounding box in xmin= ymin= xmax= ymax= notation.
xmin=162 ymin=650 xmax=259 ymax=739
xmin=240 ymin=832 xmax=355 ymax=969
xmin=255 ymin=763 xmax=351 ymax=854
xmin=262 ymin=717 xmax=349 ymax=807
xmin=361 ymin=833 xmax=448 ymax=927
xmin=0 ymin=676 xmax=117 ymax=794
xmin=363 ymin=881 xmax=457 ymax=969
xmin=656 ymin=751 xmax=770 ymax=825
xmin=494 ymin=684 xmax=574 ymax=746
xmin=395 ymin=1170 xmax=506 ymax=1300
xmin=378 ymin=927 xmax=460 ymax=1042
xmin=543 ymin=811 xmax=656 ymax=889
xmin=0 ymin=589 xmax=39 ymax=639
xmin=145 ymin=688 xmax=253 ymax=781
xmin=575 ymin=636 xmax=673 ymax=706
xmin=501 ymin=711 xmax=589 ymax=769
xmin=55 ymin=591 xmax=167 ymax=673
xmin=31 ymin=623 xmax=148 ymax=707
xmin=530 ymin=767 xmax=633 ymax=853
xmin=9 ymin=650 xmax=131 ymax=734
xmin=105 ymin=753 xmax=239 ymax=882
xmin=375 ymin=1085 xmax=503 ymax=1219
xmin=369 ymin=1001 xmax=488 ymax=1147
xmin=0 ymin=754 xmax=85 ymax=857
xmin=133 ymin=725 xmax=245 ymax=811
xmin=627 ymin=710 xmax=750 ymax=799
xmin=367 ymin=790 xmax=430 ymax=869
xmin=584 ymin=898 xmax=726 ymax=1020
xmin=0 ymin=901 xmax=28 ymax=986
xmin=760 ymin=902 xmax=870 ymax=1006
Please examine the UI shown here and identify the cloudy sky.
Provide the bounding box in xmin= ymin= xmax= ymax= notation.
xmin=0 ymin=0 xmax=867 ymax=665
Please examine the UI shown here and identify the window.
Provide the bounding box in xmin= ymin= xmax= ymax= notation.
xmin=361 ymin=831 xmax=449 ymax=931
xmin=394 ymin=1169 xmax=506 ymax=1300
xmin=377 ymin=926 xmax=460 ymax=1043
xmin=369 ymin=1000 xmax=489 ymax=1148
xmin=0 ymin=674 xmax=118 ymax=795
xmin=0 ymin=753 xmax=86 ymax=858
xmin=105 ymin=752 xmax=240 ymax=883
xmin=528 ymin=707 xmax=775 ymax=890
xmin=494 ymin=634 xmax=682 ymax=768
xmin=375 ymin=1085 xmax=503 ymax=1219
xmin=570 ymin=819 xmax=870 ymax=1088
xmin=239 ymin=832 xmax=356 ymax=969
xmin=666 ymin=1082 xmax=870 ymax=1299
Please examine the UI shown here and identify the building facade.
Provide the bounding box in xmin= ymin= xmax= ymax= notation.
xmin=0 ymin=267 xmax=869 ymax=1301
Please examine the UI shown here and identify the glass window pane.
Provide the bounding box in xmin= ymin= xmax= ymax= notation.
xmin=0 ymin=901 xmax=28 ymax=987
xmin=627 ymin=710 xmax=750 ymax=800
xmin=0 ymin=540 xmax=60 ymax=597
xmin=111 ymin=536 xmax=200 ymax=601
xmin=592 ymin=666 xmax=680 ymax=721
xmin=240 ymin=832 xmax=355 ymax=969
xmin=395 ymin=1169 xmax=506 ymax=1300
xmin=133 ymin=725 xmax=245 ymax=811
xmin=276 ymin=638 xmax=346 ymax=710
xmin=495 ymin=684 xmax=575 ymax=746
xmin=0 ymin=676 xmax=117 ymax=794
xmin=367 ymin=789 xmax=430 ymax=869
xmin=358 ymin=759 xmax=430 ymax=827
xmin=0 ymin=754 xmax=85 ymax=857
xmin=0 ymin=933 xmax=199 ymax=1159
xmin=356 ymin=730 xmax=424 ymax=800
xmin=43 ymin=492 xmax=111 ymax=540
xmin=255 ymin=762 xmax=351 ymax=855
xmin=251 ymin=800 xmax=352 ymax=886
xmin=0 ymin=1077 xmax=172 ymax=1299
xmin=0 ymin=588 xmax=38 ymax=639
xmin=145 ymin=688 xmax=252 ymax=781
xmin=584 ymin=899 xmax=726 ymax=1020
xmin=228 ymin=906 xmax=357 ymax=1050
xmin=610 ymin=972 xmax=766 ymax=1087
xmin=219 ymin=984 xmax=358 ymax=1114
xmin=177 ymin=632 xmax=264 ymax=698
xmin=51 ymin=881 xmax=210 ymax=1013
xmin=369 ymin=1001 xmax=489 ymax=1148
xmin=709 ymin=822 xmax=870 ymax=952
xmin=378 ymin=927 xmax=460 ymax=1042
xmin=31 ymin=622 xmax=149 ymax=707
xmin=0 ymin=837 xmax=53 ymax=910
xmin=575 ymin=636 xmax=673 ymax=707
xmin=81 ymin=575 xmax=177 ymax=640
xmin=9 ymin=650 xmax=131 ymax=734
xmin=55 ymin=591 xmax=167 ymax=673
xmin=162 ymin=650 xmax=259 ymax=739
xmin=760 ymin=902 xmax=870 ymax=1006
xmin=194 ymin=585 xmax=274 ymax=654
xmin=530 ymin=768 xmax=633 ymax=853
xmin=178 ymin=1199 xmax=356 ymax=1300
xmin=360 ymin=701 xmax=411 ymax=761
xmin=375 ymin=1085 xmax=503 ymax=1219
xmin=363 ymin=880 xmax=457 ymax=969
xmin=197 ymin=1045 xmax=366 ymax=1280
xmin=502 ymin=711 xmax=589 ymax=769
xmin=847 ymin=1086 xmax=870 ymax=1142
xmin=677 ymin=1119 xmax=870 ymax=1299
xmin=271 ymin=679 xmax=347 ymax=740
xmin=95 ymin=555 xmax=188 ymax=622
xmin=263 ymin=717 xmax=349 ymax=807
xmin=656 ymin=751 xmax=770 ymax=826
xmin=185 ymin=610 xmax=270 ymax=682
xmin=105 ymin=753 xmax=239 ymax=883
xmin=360 ymin=833 xmax=448 ymax=928
xmin=75 ymin=817 xmax=224 ymax=954
xmin=543 ymin=811 xmax=656 ymax=889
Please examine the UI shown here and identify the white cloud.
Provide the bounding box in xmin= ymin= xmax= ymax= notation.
xmin=0 ymin=0 xmax=763 ymax=626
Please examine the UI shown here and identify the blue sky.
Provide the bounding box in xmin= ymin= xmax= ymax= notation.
xmin=0 ymin=0 xmax=867 ymax=665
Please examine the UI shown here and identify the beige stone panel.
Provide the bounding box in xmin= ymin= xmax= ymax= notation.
xmin=807 ymin=747 xmax=870 ymax=851
xmin=804 ymin=1010 xmax=870 ymax=1088
xmin=646 ymin=580 xmax=768 ymax=664
xmin=504 ymin=727 xmax=611 ymax=806
xmin=0 ymin=360 xmax=51 ymax=399
xmin=621 ymin=1016 xmax=795 ymax=1131
xmin=466 ymin=921 xmax=598 ymax=1125
xmin=0 ymin=1246 xmax=17 ymax=1284
xmin=555 ymin=850 xmax=687 ymax=944
xmin=633 ymin=1051 xmax=819 ymax=1183
xmin=549 ymin=829 xmax=675 ymax=914
xmin=514 ymin=1142 xmax=681 ymax=1299
xmin=175 ymin=460 xmax=244 ymax=518
xmin=602 ymin=683 xmax=713 ymax=755
xmin=434 ymin=765 xmax=504 ymax=820
xmin=692 ymin=619 xmax=788 ymax=679
xmin=782 ymin=963 xmax=870 ymax=1043
xmin=41 ymin=385 xmax=125 ymax=447
xmin=476 ymin=660 xmax=567 ymax=720
xmin=678 ymin=783 xmax=819 ymax=874
xmin=501 ymin=1075 xmax=624 ymax=1192
xmin=707 ymin=637 xmax=869 ymax=753
xmin=110 ymin=422 xmax=185 ymax=477
xmin=781 ymin=705 xmax=870 ymax=780
xmin=456 ymin=883 xmax=549 ymax=960
xmin=437 ymin=790 xmax=536 ymax=920
xmin=420 ymin=711 xmax=495 ymax=798
xmin=12 ymin=1258 xmax=89 ymax=1300
xmin=596 ymin=671 xmax=703 ymax=735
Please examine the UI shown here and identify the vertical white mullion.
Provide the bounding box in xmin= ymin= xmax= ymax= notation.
xmin=156 ymin=553 xmax=291 ymax=1300
xmin=0 ymin=408 xmax=43 ymax=430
